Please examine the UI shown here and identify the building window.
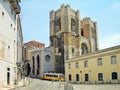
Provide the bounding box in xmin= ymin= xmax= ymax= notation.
xmin=32 ymin=56 xmax=35 ymax=68
xmin=8 ymin=46 xmax=10 ymax=49
xmin=45 ymin=55 xmax=50 ymax=62
xmin=55 ymin=18 xmax=61 ymax=32
xmin=68 ymin=63 xmax=71 ymax=69
xmin=81 ymin=43 xmax=88 ymax=55
xmin=85 ymin=74 xmax=89 ymax=81
xmin=71 ymin=18 xmax=76 ymax=31
xmin=14 ymin=28 xmax=16 ymax=31
xmin=7 ymin=68 xmax=10 ymax=71
xmin=75 ymin=62 xmax=79 ymax=68
xmin=37 ymin=55 xmax=40 ymax=68
xmin=111 ymin=55 xmax=117 ymax=64
xmin=98 ymin=73 xmax=103 ymax=81
xmin=2 ymin=12 xmax=4 ymax=16
xmin=72 ymin=47 xmax=74 ymax=56
xmin=81 ymin=28 xmax=84 ymax=36
xmin=112 ymin=72 xmax=118 ymax=80
xmin=11 ymin=24 xmax=12 ymax=27
xmin=97 ymin=58 xmax=102 ymax=66
xmin=76 ymin=74 xmax=79 ymax=81
xmin=84 ymin=61 xmax=88 ymax=67
xmin=69 ymin=74 xmax=72 ymax=81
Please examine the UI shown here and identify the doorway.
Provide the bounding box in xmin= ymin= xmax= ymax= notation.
xmin=7 ymin=72 xmax=10 ymax=85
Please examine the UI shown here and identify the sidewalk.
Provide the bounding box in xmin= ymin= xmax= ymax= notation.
xmin=0 ymin=77 xmax=31 ymax=90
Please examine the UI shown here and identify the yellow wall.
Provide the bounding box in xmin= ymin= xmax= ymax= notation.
xmin=65 ymin=46 xmax=120 ymax=84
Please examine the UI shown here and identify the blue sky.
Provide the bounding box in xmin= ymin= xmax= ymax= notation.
xmin=20 ymin=0 xmax=120 ymax=49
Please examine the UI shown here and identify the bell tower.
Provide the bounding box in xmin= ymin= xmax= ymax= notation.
xmin=50 ymin=4 xmax=98 ymax=74
xmin=80 ymin=17 xmax=98 ymax=55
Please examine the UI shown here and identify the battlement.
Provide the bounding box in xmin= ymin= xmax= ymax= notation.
xmin=82 ymin=17 xmax=91 ymax=22
xmin=81 ymin=17 xmax=96 ymax=27
xmin=50 ymin=4 xmax=80 ymax=20
xmin=61 ymin=4 xmax=70 ymax=8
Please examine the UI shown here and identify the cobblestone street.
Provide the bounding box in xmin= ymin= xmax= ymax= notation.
xmin=72 ymin=84 xmax=120 ymax=90
xmin=11 ymin=78 xmax=64 ymax=90
xmin=7 ymin=78 xmax=120 ymax=90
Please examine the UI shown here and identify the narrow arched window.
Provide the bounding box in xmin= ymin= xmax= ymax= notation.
xmin=81 ymin=28 xmax=84 ymax=36
xmin=72 ymin=47 xmax=74 ymax=56
xmin=32 ymin=56 xmax=35 ymax=68
xmin=55 ymin=18 xmax=61 ymax=31
xmin=37 ymin=55 xmax=40 ymax=68
xmin=71 ymin=18 xmax=76 ymax=31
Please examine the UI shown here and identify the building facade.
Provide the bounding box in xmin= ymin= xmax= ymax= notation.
xmin=0 ymin=0 xmax=22 ymax=86
xmin=23 ymin=40 xmax=45 ymax=62
xmin=30 ymin=47 xmax=55 ymax=78
xmin=16 ymin=15 xmax=23 ymax=82
xmin=50 ymin=4 xmax=98 ymax=73
xmin=50 ymin=4 xmax=120 ymax=84
xmin=65 ymin=45 xmax=120 ymax=84
xmin=23 ymin=41 xmax=55 ymax=78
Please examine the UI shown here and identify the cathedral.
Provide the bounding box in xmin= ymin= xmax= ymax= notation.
xmin=50 ymin=4 xmax=98 ymax=74
xmin=49 ymin=4 xmax=120 ymax=84
xmin=24 ymin=5 xmax=120 ymax=84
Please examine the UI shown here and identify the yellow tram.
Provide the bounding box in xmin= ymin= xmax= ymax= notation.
xmin=42 ymin=73 xmax=64 ymax=81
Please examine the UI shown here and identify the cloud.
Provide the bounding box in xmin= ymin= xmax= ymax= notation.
xmin=99 ymin=33 xmax=120 ymax=49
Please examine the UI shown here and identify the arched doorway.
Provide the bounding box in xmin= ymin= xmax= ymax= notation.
xmin=81 ymin=43 xmax=88 ymax=55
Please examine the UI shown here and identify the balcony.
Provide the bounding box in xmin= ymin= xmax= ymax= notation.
xmin=6 ymin=0 xmax=21 ymax=14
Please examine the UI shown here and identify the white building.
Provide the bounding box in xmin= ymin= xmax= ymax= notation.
xmin=30 ymin=47 xmax=55 ymax=78
xmin=0 ymin=0 xmax=22 ymax=86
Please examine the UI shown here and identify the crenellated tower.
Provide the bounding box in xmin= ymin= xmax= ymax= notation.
xmin=80 ymin=17 xmax=98 ymax=55
xmin=50 ymin=5 xmax=98 ymax=74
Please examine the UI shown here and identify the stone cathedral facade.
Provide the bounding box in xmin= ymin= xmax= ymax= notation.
xmin=50 ymin=4 xmax=98 ymax=74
